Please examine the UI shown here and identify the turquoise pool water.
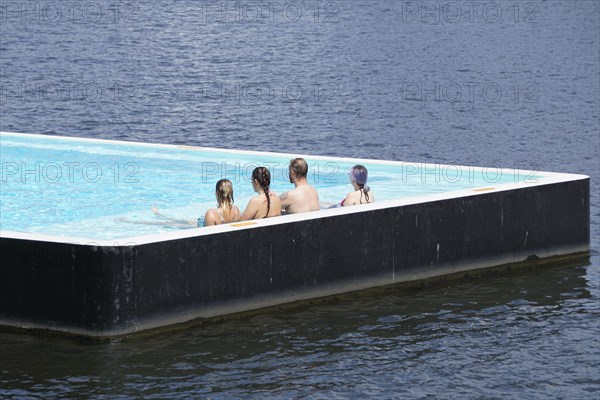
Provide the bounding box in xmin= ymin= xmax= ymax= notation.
xmin=0 ymin=133 xmax=533 ymax=240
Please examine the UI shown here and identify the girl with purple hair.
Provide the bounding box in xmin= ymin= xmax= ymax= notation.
xmin=341 ymin=165 xmax=375 ymax=206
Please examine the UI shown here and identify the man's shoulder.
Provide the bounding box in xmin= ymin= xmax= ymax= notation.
xmin=285 ymin=187 xmax=304 ymax=196
xmin=300 ymin=184 xmax=319 ymax=199
xmin=307 ymin=184 xmax=319 ymax=194
xmin=297 ymin=183 xmax=317 ymax=193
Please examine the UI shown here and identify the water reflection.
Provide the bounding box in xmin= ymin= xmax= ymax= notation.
xmin=2 ymin=259 xmax=596 ymax=398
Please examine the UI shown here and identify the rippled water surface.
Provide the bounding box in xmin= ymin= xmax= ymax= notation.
xmin=1 ymin=0 xmax=599 ymax=398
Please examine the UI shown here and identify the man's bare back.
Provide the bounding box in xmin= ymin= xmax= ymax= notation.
xmin=279 ymin=158 xmax=320 ymax=214
xmin=280 ymin=183 xmax=320 ymax=214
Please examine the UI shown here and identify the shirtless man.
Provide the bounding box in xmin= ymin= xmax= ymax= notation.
xmin=279 ymin=158 xmax=320 ymax=214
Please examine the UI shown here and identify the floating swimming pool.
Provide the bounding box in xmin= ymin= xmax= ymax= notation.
xmin=2 ymin=131 xmax=545 ymax=241
xmin=0 ymin=132 xmax=590 ymax=337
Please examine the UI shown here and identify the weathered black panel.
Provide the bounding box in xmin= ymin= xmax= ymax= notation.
xmin=0 ymin=240 xmax=134 ymax=330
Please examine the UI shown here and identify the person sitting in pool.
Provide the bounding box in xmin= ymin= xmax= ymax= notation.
xmin=120 ymin=179 xmax=240 ymax=228
xmin=279 ymin=158 xmax=320 ymax=214
xmin=340 ymin=165 xmax=375 ymax=206
xmin=202 ymin=179 xmax=241 ymax=226
xmin=239 ymin=166 xmax=282 ymax=220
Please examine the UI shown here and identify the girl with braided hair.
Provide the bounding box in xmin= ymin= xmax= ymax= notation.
xmin=240 ymin=166 xmax=282 ymax=220
xmin=341 ymin=165 xmax=375 ymax=207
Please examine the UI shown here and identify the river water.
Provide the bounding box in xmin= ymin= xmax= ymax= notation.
xmin=1 ymin=0 xmax=598 ymax=398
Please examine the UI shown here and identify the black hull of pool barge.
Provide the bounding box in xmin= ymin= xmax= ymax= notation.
xmin=0 ymin=178 xmax=590 ymax=337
